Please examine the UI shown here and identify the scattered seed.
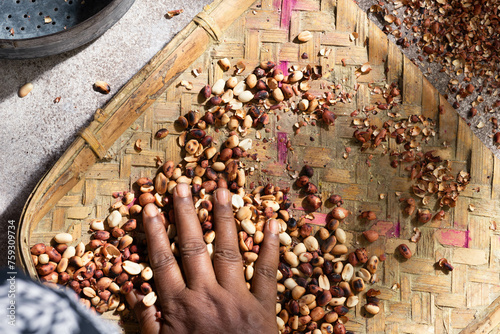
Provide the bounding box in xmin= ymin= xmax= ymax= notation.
xmin=18 ymin=83 xmax=33 ymax=98
xmin=93 ymin=81 xmax=110 ymax=94
xmin=165 ymin=9 xmax=183 ymax=18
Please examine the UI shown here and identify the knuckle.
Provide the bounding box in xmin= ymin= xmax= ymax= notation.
xmin=213 ymin=248 xmax=242 ymax=264
xmin=214 ymin=204 xmax=234 ymax=219
xmin=215 ymin=213 xmax=235 ymax=227
xmin=254 ymin=264 xmax=277 ymax=281
xmin=181 ymin=239 xmax=208 ymax=258
xmin=149 ymin=250 xmax=177 ymax=272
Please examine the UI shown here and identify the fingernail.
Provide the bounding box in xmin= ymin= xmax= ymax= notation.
xmin=144 ymin=203 xmax=159 ymax=218
xmin=215 ymin=188 xmax=229 ymax=205
xmin=268 ymin=219 xmax=279 ymax=235
xmin=176 ymin=183 xmax=190 ymax=198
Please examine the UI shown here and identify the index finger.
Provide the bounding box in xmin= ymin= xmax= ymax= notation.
xmin=142 ymin=203 xmax=185 ymax=299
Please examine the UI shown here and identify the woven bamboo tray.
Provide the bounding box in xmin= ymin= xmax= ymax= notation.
xmin=18 ymin=0 xmax=500 ymax=332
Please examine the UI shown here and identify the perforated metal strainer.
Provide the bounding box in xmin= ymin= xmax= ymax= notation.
xmin=0 ymin=0 xmax=135 ymax=59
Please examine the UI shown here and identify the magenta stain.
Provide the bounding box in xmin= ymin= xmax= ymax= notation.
xmin=280 ymin=0 xmax=297 ymax=30
xmin=308 ymin=213 xmax=328 ymax=226
xmin=277 ymin=132 xmax=288 ymax=165
xmin=278 ymin=61 xmax=290 ymax=77
xmin=273 ymin=0 xmax=281 ymax=10
xmin=436 ymin=229 xmax=469 ymax=248
xmin=385 ymin=221 xmax=401 ymax=238
xmin=127 ymin=198 xmax=137 ymax=208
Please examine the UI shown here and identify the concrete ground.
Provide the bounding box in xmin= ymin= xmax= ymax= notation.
xmin=0 ymin=0 xmax=498 ymax=267
xmin=0 ymin=0 xmax=211 ymax=266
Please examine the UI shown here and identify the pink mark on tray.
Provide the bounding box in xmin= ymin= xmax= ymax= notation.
xmin=277 ymin=132 xmax=288 ymax=165
xmin=273 ymin=0 xmax=281 ymax=10
xmin=280 ymin=0 xmax=297 ymax=30
xmin=371 ymin=221 xmax=400 ymax=238
xmin=387 ymin=221 xmax=401 ymax=238
xmin=278 ymin=61 xmax=290 ymax=77
xmin=307 ymin=213 xmax=328 ymax=226
xmin=435 ymin=229 xmax=470 ymax=248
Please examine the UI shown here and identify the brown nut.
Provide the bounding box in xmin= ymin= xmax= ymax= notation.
xmin=324 ymin=312 xmax=338 ymax=323
xmin=58 ymin=272 xmax=70 ymax=284
xmin=46 ymin=247 xmax=61 ymax=263
xmin=417 ymin=209 xmax=432 ymax=223
xmin=139 ymin=193 xmax=155 ymax=206
xmin=305 ymin=182 xmax=318 ymax=194
xmin=301 ymin=165 xmax=314 ymax=178
xmin=120 ymin=281 xmax=134 ymax=295
xmin=328 ymin=195 xmax=343 ymax=206
xmin=122 ymin=219 xmax=137 ymax=232
xmin=93 ymin=231 xmax=110 ymax=241
xmin=31 ymin=243 xmax=46 ymax=255
xmin=438 ymin=258 xmax=454 ymax=271
xmin=201 ymin=85 xmax=212 ymax=99
xmin=162 ymin=161 xmax=175 ymax=178
xmin=322 ymin=110 xmax=335 ymax=125
xmin=331 ymin=207 xmax=349 ymax=220
xmin=360 ymin=211 xmax=377 ymax=220
xmin=281 ymin=84 xmax=294 ymax=99
xmin=362 ymin=230 xmax=379 ymax=243
xmin=155 ymin=128 xmax=169 ymax=139
xmin=295 ymin=175 xmax=309 ymax=188
xmin=316 ymin=290 xmax=332 ymax=306
xmin=398 ymin=244 xmax=412 ymax=259
xmin=347 ymin=252 xmax=358 ymax=266
xmin=136 ymin=177 xmax=153 ymax=187
xmin=155 ymin=172 xmax=168 ymax=195
xmin=111 ymin=227 xmax=125 ymax=238
xmin=355 ymin=248 xmax=368 ymax=264
xmin=37 ymin=262 xmax=56 ymax=276
xmin=219 ymin=148 xmax=233 ymax=161
xmin=305 ymin=195 xmax=322 ymax=211
xmin=93 ymin=81 xmax=110 ymax=94
xmin=202 ymin=180 xmax=217 ymax=193
xmin=367 ymin=255 xmax=379 ymax=274
xmin=351 ymin=277 xmax=365 ymax=293
xmin=186 ymin=110 xmax=200 ymax=126
xmin=321 ymin=235 xmax=337 ymax=254
xmin=40 ymin=272 xmax=59 ymax=284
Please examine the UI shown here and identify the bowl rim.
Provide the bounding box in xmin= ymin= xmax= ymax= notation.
xmin=0 ymin=0 xmax=126 ymax=44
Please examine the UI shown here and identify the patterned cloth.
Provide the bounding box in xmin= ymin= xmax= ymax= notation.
xmin=0 ymin=269 xmax=120 ymax=334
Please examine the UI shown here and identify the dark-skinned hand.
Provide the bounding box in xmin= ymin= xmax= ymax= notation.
xmin=125 ymin=183 xmax=280 ymax=334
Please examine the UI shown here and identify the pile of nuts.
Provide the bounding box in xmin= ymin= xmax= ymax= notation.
xmin=368 ymin=0 xmax=500 ymax=145
xmin=351 ymin=106 xmax=471 ymax=219
xmin=29 ymin=57 xmax=459 ymax=333
xmin=30 ymin=60 xmax=379 ymax=332
xmin=275 ymin=188 xmax=385 ymax=334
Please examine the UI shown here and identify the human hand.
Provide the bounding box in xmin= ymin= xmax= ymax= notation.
xmin=126 ymin=183 xmax=280 ymax=334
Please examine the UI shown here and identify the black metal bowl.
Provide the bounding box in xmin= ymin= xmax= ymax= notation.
xmin=0 ymin=0 xmax=135 ymax=59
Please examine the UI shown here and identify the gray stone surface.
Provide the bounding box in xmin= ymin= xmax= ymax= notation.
xmin=0 ymin=0 xmax=211 ymax=266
